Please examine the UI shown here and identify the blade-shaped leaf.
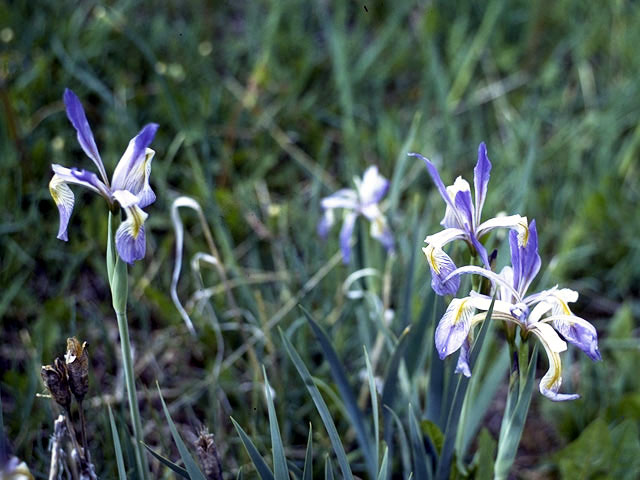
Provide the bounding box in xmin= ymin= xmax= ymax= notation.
xmin=231 ymin=417 xmax=275 ymax=480
xmin=302 ymin=425 xmax=313 ymax=480
xmin=142 ymin=442 xmax=189 ymax=478
xmin=108 ymin=405 xmax=128 ymax=480
xmin=301 ymin=306 xmax=376 ymax=477
xmin=377 ymin=446 xmax=389 ymax=480
xmin=382 ymin=326 xmax=411 ymax=447
xmin=408 ymin=404 xmax=432 ymax=480
xmin=364 ymin=347 xmax=380 ymax=470
xmin=157 ymin=384 xmax=207 ymax=480
xmin=324 ymin=456 xmax=335 ymax=480
xmin=280 ymin=328 xmax=354 ymax=480
xmin=263 ymin=367 xmax=289 ymax=480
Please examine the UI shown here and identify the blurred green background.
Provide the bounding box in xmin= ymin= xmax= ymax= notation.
xmin=1 ymin=0 xmax=639 ymax=478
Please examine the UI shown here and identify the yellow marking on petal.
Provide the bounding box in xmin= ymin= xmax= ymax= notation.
xmin=49 ymin=175 xmax=74 ymax=206
xmin=126 ymin=205 xmax=148 ymax=239
xmin=453 ymin=299 xmax=469 ymax=325
xmin=423 ymin=245 xmax=440 ymax=275
xmin=545 ymin=351 xmax=562 ymax=390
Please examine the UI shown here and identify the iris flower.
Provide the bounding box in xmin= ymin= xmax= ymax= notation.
xmin=49 ymin=89 xmax=158 ymax=264
xmin=409 ymin=143 xmax=528 ymax=296
xmin=318 ymin=166 xmax=393 ymax=263
xmin=434 ymin=220 xmax=601 ymax=401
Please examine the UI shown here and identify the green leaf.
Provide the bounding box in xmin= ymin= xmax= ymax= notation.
xmin=408 ymin=404 xmax=432 ymax=480
xmin=110 ymin=254 xmax=128 ymax=314
xmin=382 ymin=326 xmax=412 ymax=449
xmin=324 ymin=456 xmax=335 ymax=480
xmin=157 ymin=384 xmax=207 ymax=480
xmin=106 ymin=212 xmax=115 ymax=286
xmin=301 ymin=306 xmax=375 ymax=476
xmin=421 ymin=420 xmax=444 ymax=455
xmin=107 ymin=405 xmax=128 ymax=480
xmin=473 ymin=429 xmax=496 ymax=480
xmin=141 ymin=442 xmax=189 ymax=478
xmin=237 ymin=466 xmax=244 ymax=480
xmin=302 ymin=425 xmax=313 ymax=480
xmin=280 ymin=328 xmax=354 ymax=480
xmin=230 ymin=417 xmax=275 ymax=480
xmin=384 ymin=405 xmax=412 ymax=479
xmin=364 ymin=347 xmax=379 ymax=471
xmin=377 ymin=446 xmax=389 ymax=480
xmin=263 ymin=367 xmax=289 ymax=480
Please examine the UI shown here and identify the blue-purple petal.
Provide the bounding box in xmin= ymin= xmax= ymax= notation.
xmin=111 ymin=123 xmax=159 ymax=193
xmin=455 ymin=339 xmax=471 ymax=377
xmin=553 ymin=318 xmax=602 ymax=361
xmin=63 ymin=89 xmax=108 ymax=183
xmin=435 ymin=298 xmax=474 ymax=359
xmin=473 ymin=142 xmax=491 ymax=222
xmin=339 ymin=212 xmax=358 ymax=264
xmin=454 ymin=189 xmax=474 ymax=232
xmin=409 ymin=152 xmax=458 ymax=213
xmin=424 ymin=245 xmax=460 ymax=296
xmin=115 ymin=221 xmax=147 ymax=264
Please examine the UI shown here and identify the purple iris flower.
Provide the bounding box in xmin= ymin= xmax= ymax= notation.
xmin=318 ymin=166 xmax=394 ymax=263
xmin=434 ymin=220 xmax=601 ymax=401
xmin=409 ymin=143 xmax=528 ymax=296
xmin=49 ymin=89 xmax=158 ymax=264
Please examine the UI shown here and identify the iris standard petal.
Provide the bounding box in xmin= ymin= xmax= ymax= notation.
xmin=452 ymin=181 xmax=474 ymax=230
xmin=358 ymin=166 xmax=389 ymax=205
xmin=423 ymin=244 xmax=460 ymax=296
xmin=435 ymin=297 xmax=475 ymax=359
xmin=113 ymin=190 xmax=149 ymax=264
xmin=473 ymin=142 xmax=491 ymax=224
xmin=63 ymin=89 xmax=109 ymax=184
xmin=519 ymin=219 xmax=541 ymax=294
xmin=339 ymin=211 xmax=358 ymax=264
xmin=49 ymin=174 xmax=75 ymax=241
xmin=320 ymin=189 xmax=359 ymax=210
xmin=531 ymin=322 xmax=579 ymax=401
xmin=111 ymin=123 xmax=159 ymax=194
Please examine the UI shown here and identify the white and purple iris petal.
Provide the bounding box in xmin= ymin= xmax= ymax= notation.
xmin=410 ymin=143 xmax=528 ymax=296
xmin=49 ymin=88 xmax=158 ymax=264
xmin=318 ymin=166 xmax=393 ymax=264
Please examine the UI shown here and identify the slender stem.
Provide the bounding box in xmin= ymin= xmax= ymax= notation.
xmin=115 ymin=309 xmax=149 ymax=479
xmin=78 ymin=403 xmax=89 ymax=461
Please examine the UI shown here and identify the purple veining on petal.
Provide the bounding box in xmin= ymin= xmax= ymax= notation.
xmin=553 ymin=317 xmax=602 ymax=361
xmin=111 ymin=123 xmax=159 ymax=191
xmin=115 ymin=222 xmax=147 ymax=264
xmin=454 ymin=189 xmax=474 ymax=232
xmin=435 ymin=299 xmax=472 ymax=359
xmin=519 ymin=220 xmax=541 ymax=294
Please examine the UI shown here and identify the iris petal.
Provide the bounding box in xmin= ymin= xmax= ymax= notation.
xmin=63 ymin=89 xmax=109 ymax=184
xmin=358 ymin=166 xmax=389 ymax=205
xmin=339 ymin=212 xmax=358 ymax=264
xmin=435 ymin=297 xmax=475 ymax=359
xmin=423 ymin=244 xmax=460 ymax=296
xmin=473 ymin=142 xmax=491 ymax=224
xmin=111 ymin=123 xmax=159 ymax=195
xmin=49 ymin=174 xmax=75 ymax=241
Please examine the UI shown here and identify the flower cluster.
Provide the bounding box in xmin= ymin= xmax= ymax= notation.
xmin=49 ymin=89 xmax=158 ymax=264
xmin=413 ymin=143 xmax=601 ymax=401
xmin=318 ymin=166 xmax=394 ymax=263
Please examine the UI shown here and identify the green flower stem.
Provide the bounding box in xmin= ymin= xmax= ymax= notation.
xmin=108 ymin=213 xmax=149 ymax=480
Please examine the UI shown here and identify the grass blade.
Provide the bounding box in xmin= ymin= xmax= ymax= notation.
xmin=107 ymin=405 xmax=128 ymax=480
xmin=157 ymin=384 xmax=207 ymax=480
xmin=324 ymin=456 xmax=335 ymax=480
xmin=141 ymin=442 xmax=189 ymax=478
xmin=408 ymin=404 xmax=432 ymax=480
xmin=381 ymin=326 xmax=411 ymax=446
xmin=302 ymin=424 xmax=313 ymax=480
xmin=230 ymin=417 xmax=275 ymax=480
xmin=377 ymin=446 xmax=389 ymax=480
xmin=280 ymin=328 xmax=354 ymax=480
xmin=263 ymin=367 xmax=289 ymax=480
xmin=301 ymin=306 xmax=375 ymax=476
xmin=364 ymin=347 xmax=380 ymax=471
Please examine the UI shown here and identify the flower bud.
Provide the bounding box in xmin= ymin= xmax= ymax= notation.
xmin=194 ymin=428 xmax=222 ymax=480
xmin=64 ymin=337 xmax=89 ymax=402
xmin=41 ymin=358 xmax=71 ymax=410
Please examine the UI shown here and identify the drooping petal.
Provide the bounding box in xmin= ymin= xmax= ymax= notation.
xmin=63 ymin=89 xmax=109 ymax=184
xmin=317 ymin=208 xmax=335 ymax=238
xmin=113 ymin=190 xmax=149 ymax=264
xmin=547 ymin=315 xmax=602 ymax=361
xmin=530 ymin=322 xmax=579 ymax=401
xmin=473 ymin=142 xmax=491 ymax=223
xmin=476 ymin=214 xmax=527 ymax=240
xmin=358 ymin=166 xmax=389 ymax=205
xmin=49 ymin=174 xmax=75 ymax=241
xmin=455 ymin=339 xmax=471 ymax=377
xmin=425 ymin=227 xmax=466 ymax=248
xmin=111 ymin=123 xmax=159 ymax=197
xmin=339 ymin=211 xmax=358 ymax=264
xmin=369 ymin=213 xmax=394 ymax=252
xmin=320 ymin=189 xmax=359 ymax=211
xmin=423 ymin=244 xmax=460 ymax=296
xmin=435 ymin=297 xmax=475 ymax=359
xmin=51 ymin=164 xmax=109 ymax=197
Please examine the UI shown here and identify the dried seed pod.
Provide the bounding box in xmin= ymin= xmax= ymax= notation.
xmin=194 ymin=428 xmax=222 ymax=480
xmin=64 ymin=337 xmax=89 ymax=402
xmin=41 ymin=358 xmax=71 ymax=410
